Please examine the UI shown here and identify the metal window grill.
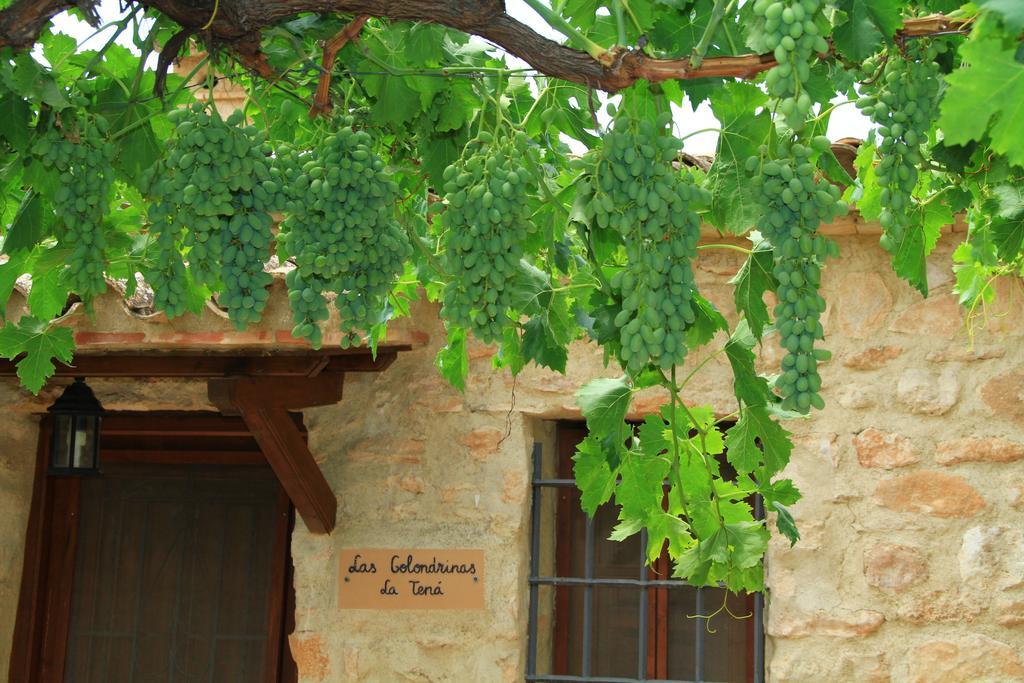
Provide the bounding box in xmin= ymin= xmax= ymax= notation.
xmin=526 ymin=443 xmax=765 ymax=683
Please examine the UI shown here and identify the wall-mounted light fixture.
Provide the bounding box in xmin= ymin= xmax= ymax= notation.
xmin=48 ymin=377 xmax=103 ymax=475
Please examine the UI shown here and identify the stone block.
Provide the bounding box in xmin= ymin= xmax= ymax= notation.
xmin=864 ymin=543 xmax=928 ymax=591
xmin=889 ymin=294 xmax=963 ymax=340
xmin=833 ymin=272 xmax=893 ymax=338
xmin=768 ymin=608 xmax=885 ymax=638
xmin=981 ymin=369 xmax=1024 ymax=425
xmin=896 ymin=369 xmax=959 ymax=415
xmin=843 ymin=345 xmax=903 ymax=370
xmin=853 ymin=428 xmax=918 ymax=469
xmin=903 ymin=635 xmax=1024 ymax=683
xmin=935 ymin=436 xmax=1024 ymax=465
xmin=458 ymin=428 xmax=505 ymax=461
xmin=874 ymin=472 xmax=985 ymax=517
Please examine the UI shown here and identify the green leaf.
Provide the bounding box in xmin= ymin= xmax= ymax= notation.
xmin=404 ymin=23 xmax=446 ymax=64
xmin=572 ymin=434 xmax=618 ymax=516
xmin=729 ymin=239 xmax=776 ymax=339
xmin=0 ymin=92 xmax=31 ymax=150
xmin=707 ymin=83 xmax=772 ymax=234
xmin=724 ymin=521 xmax=770 ymax=569
xmin=4 ymin=191 xmax=46 ymax=254
xmin=616 ymin=446 xmax=671 ymax=522
xmin=0 ymin=316 xmax=75 ymax=393
xmin=772 ymin=502 xmax=800 ymax=546
xmin=761 ymin=478 xmax=801 ymax=507
xmin=978 ymin=0 xmax=1024 ymax=29
xmin=576 ymin=376 xmax=632 ymax=438
xmin=849 ymin=141 xmax=881 ymax=221
xmin=888 ymin=200 xmax=951 ymax=296
xmin=364 ymin=75 xmax=422 ymax=127
xmin=939 ymin=34 xmax=1024 ymax=169
xmin=435 ymin=325 xmax=469 ymax=392
xmin=724 ymin=320 xmax=771 ymax=408
xmin=42 ymin=31 xmax=77 ymax=70
xmin=685 ymin=294 xmax=728 ymax=349
xmin=0 ymin=250 xmax=31 ymax=318
xmin=990 ymin=185 xmax=1024 ymax=261
xmin=28 ymin=264 xmax=67 ymax=321
xmin=521 ymin=315 xmax=568 ymax=373
xmin=493 ymin=326 xmax=525 ymax=375
xmin=832 ymin=0 xmax=905 ymax=61
xmin=724 ymin=406 xmax=793 ymax=477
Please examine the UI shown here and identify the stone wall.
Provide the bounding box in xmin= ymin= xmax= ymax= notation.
xmin=0 ymin=226 xmax=1022 ymax=681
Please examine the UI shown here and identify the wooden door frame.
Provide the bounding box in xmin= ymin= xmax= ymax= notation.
xmin=10 ymin=412 xmax=299 ymax=683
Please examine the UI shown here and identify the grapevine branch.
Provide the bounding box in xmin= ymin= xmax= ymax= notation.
xmin=308 ymin=14 xmax=369 ymax=119
xmin=0 ymin=1 xmax=973 ymax=93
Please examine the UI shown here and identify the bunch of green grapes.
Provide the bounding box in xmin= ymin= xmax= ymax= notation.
xmin=750 ymin=0 xmax=829 ymax=131
xmin=747 ymin=137 xmax=847 ymax=413
xmin=856 ymin=41 xmax=944 ymax=249
xmin=277 ymin=123 xmax=410 ymax=348
xmin=32 ymin=114 xmax=115 ymax=300
xmin=585 ymin=114 xmax=708 ymax=374
xmin=143 ymin=104 xmax=278 ymax=327
xmin=438 ymin=131 xmax=534 ymax=344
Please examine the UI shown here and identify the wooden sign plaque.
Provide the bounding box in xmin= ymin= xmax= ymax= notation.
xmin=338 ymin=549 xmax=485 ymax=610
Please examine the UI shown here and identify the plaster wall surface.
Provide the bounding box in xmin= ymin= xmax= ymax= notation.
xmin=0 ymin=231 xmax=1022 ymax=681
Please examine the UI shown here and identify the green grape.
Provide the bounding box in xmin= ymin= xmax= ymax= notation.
xmin=747 ymin=137 xmax=847 ymax=413
xmin=584 ymin=115 xmax=709 ymax=375
xmin=750 ymin=0 xmax=829 ymax=131
xmin=32 ymin=114 xmax=115 ymax=300
xmin=277 ymin=121 xmax=410 ymax=348
xmin=856 ymin=41 xmax=944 ymax=252
xmin=142 ymin=104 xmax=278 ymax=328
xmin=438 ymin=132 xmax=535 ymax=344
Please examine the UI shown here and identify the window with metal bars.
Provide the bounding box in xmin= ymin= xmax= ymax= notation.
xmin=526 ymin=424 xmax=765 ymax=683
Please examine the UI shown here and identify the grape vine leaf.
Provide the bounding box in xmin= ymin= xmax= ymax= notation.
xmin=832 ymin=0 xmax=905 ymax=62
xmin=724 ymin=320 xmax=772 ymax=408
xmin=707 ymin=83 xmax=772 ymax=235
xmin=724 ymin=406 xmax=793 ymax=478
xmin=572 ymin=434 xmax=617 ymax=515
xmin=576 ymin=376 xmax=632 ymax=437
xmin=889 ymin=199 xmax=953 ymax=296
xmin=27 ymin=266 xmax=67 ymax=322
xmin=685 ymin=294 xmax=728 ymax=349
xmin=939 ymin=34 xmax=1024 ymax=169
xmin=0 ymin=251 xmax=30 ymax=318
xmin=990 ymin=185 xmax=1024 ymax=261
xmin=576 ymin=376 xmax=632 ymax=468
xmin=522 ymin=315 xmax=568 ymax=373
xmin=771 ymin=501 xmax=801 ymax=546
xmin=4 ymin=191 xmax=46 ymax=254
xmin=0 ymin=91 xmax=31 ymax=151
xmin=849 ymin=141 xmax=882 ymax=222
xmin=435 ymin=325 xmax=469 ymax=392
xmin=616 ymin=446 xmax=671 ymax=521
xmin=978 ymin=0 xmax=1024 ymax=29
xmin=730 ymin=238 xmax=776 ymax=339
xmin=0 ymin=316 xmax=74 ymax=393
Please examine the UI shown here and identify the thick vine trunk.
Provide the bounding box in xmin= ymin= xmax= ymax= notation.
xmin=0 ymin=0 xmax=971 ymax=93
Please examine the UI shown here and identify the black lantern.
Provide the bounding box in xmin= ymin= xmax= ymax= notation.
xmin=48 ymin=377 xmax=104 ymax=475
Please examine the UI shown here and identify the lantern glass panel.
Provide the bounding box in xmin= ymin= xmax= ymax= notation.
xmin=72 ymin=415 xmax=98 ymax=469
xmin=53 ymin=414 xmax=75 ymax=470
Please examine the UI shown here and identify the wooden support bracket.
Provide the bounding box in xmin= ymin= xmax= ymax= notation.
xmin=208 ymin=374 xmax=343 ymax=534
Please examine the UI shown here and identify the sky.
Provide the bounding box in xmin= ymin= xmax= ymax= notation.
xmin=50 ymin=1 xmax=874 ymax=155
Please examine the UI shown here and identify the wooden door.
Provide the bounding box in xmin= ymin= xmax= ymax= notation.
xmin=64 ymin=464 xmax=280 ymax=682
xmin=10 ymin=413 xmax=298 ymax=683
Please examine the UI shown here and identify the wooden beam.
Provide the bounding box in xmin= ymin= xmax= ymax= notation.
xmin=236 ymin=400 xmax=337 ymax=534
xmin=207 ymin=375 xmax=342 ymax=534
xmin=207 ymin=374 xmax=343 ymax=412
xmin=0 ymin=349 xmax=401 ymax=379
